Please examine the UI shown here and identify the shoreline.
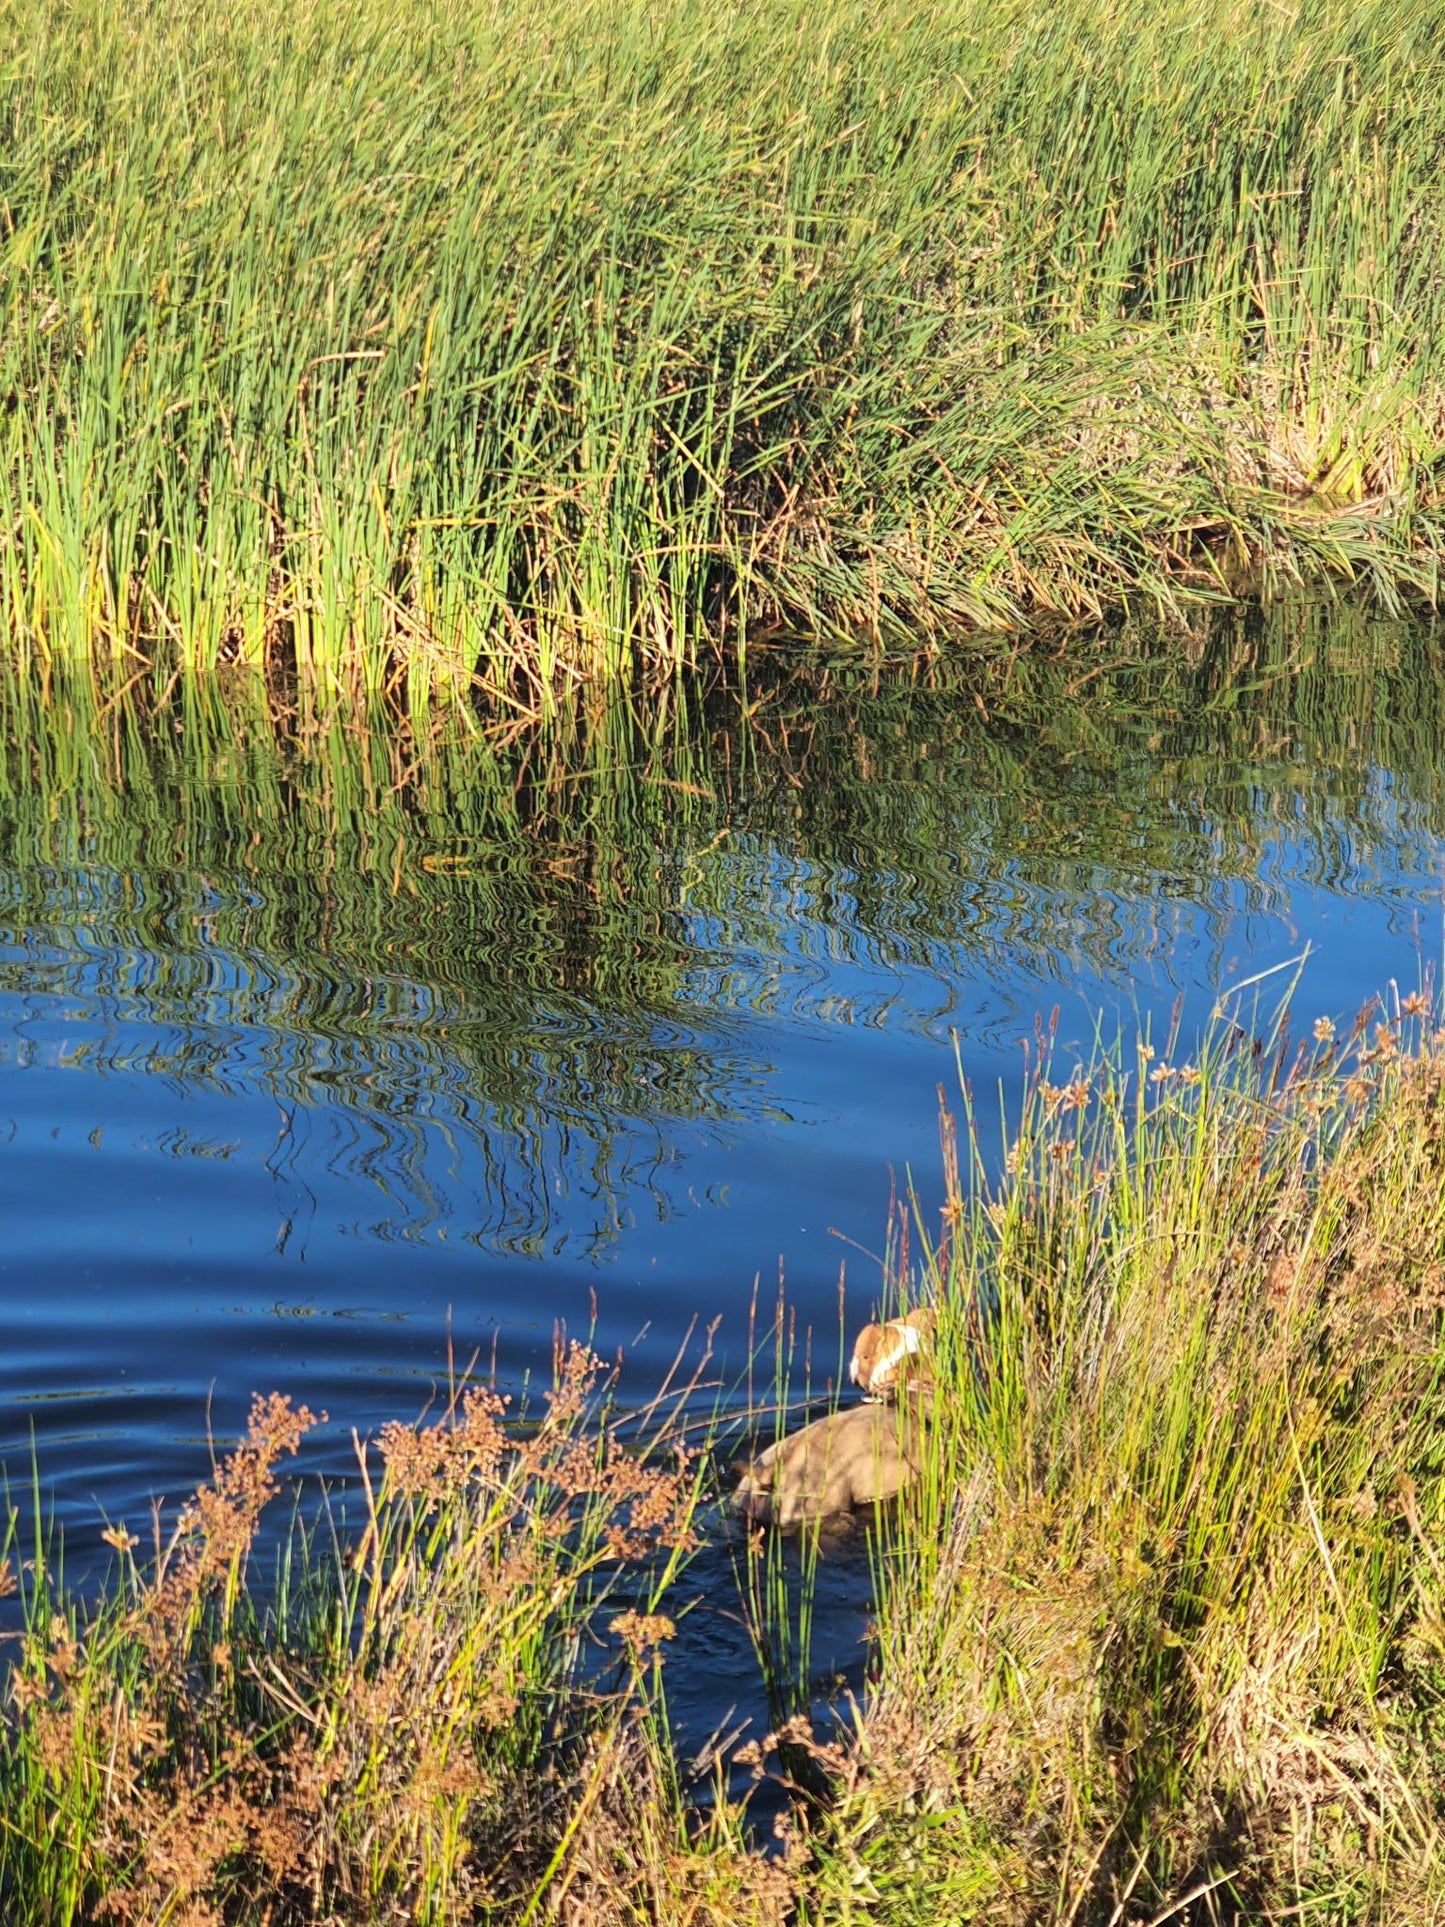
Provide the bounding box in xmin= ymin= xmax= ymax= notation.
xmin=6 ymin=999 xmax=1445 ymax=1920
xmin=9 ymin=484 xmax=1444 ymax=701
xmin=5 ymin=0 xmax=1443 ymax=696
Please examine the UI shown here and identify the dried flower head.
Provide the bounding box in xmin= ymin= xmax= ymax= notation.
xmin=611 ymin=1612 xmax=676 ymax=1652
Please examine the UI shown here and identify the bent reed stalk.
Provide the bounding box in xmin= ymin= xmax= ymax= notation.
xmin=10 ymin=994 xmax=1445 ymax=1920
xmin=2 ymin=0 xmax=1445 ymax=702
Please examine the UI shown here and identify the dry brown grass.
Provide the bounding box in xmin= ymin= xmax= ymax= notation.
xmin=0 ymin=1343 xmax=759 ymax=1925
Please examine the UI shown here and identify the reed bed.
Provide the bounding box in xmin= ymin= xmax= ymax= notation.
xmin=2 ymin=0 xmax=1444 ymax=701
xmin=799 ymin=995 xmax=1445 ymax=1922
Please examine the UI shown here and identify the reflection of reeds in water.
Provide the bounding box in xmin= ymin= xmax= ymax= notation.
xmin=0 ymin=603 xmax=1442 ymax=1251
xmin=0 ymin=676 xmax=747 ymax=1255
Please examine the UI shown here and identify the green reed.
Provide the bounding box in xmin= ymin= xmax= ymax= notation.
xmin=810 ymin=998 xmax=1445 ymax=1921
xmin=2 ymin=0 xmax=1444 ymax=696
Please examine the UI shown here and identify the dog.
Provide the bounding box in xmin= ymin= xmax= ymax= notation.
xmin=848 ymin=1305 xmax=935 ymax=1400
xmin=732 ymin=1304 xmax=936 ymax=1527
xmin=731 ymin=1397 xmax=926 ymax=1530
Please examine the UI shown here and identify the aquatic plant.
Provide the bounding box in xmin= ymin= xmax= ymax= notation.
xmin=2 ymin=0 xmax=1444 ymax=697
xmin=0 ymin=1342 xmax=763 ymax=1924
xmin=808 ymin=993 xmax=1445 ymax=1919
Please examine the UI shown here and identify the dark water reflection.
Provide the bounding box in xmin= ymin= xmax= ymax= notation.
xmin=1 ymin=603 xmax=1443 ymax=1752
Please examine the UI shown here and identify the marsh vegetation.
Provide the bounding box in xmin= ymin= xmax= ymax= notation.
xmin=5 ymin=0 xmax=1445 ymax=1905
xmin=3 ymin=0 xmax=1444 ymax=698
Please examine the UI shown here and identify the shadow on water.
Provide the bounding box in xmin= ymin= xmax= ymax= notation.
xmin=2 ymin=599 xmax=1445 ymax=1761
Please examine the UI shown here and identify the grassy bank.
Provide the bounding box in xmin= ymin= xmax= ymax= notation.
xmin=8 ymin=993 xmax=1445 ymax=1921
xmin=817 ymin=998 xmax=1445 ymax=1922
xmin=2 ymin=0 xmax=1444 ymax=699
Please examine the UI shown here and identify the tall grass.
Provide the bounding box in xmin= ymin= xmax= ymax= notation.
xmin=2 ymin=0 xmax=1444 ymax=697
xmin=814 ymin=997 xmax=1445 ymax=1921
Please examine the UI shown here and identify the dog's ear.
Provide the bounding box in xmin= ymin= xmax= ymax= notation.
xmin=849 ymin=1322 xmax=884 ymax=1389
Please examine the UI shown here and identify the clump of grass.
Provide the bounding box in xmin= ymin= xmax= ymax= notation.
xmin=3 ymin=0 xmax=1445 ymax=698
xmin=0 ymin=1341 xmax=761 ymax=1925
xmin=818 ymin=996 xmax=1445 ymax=1920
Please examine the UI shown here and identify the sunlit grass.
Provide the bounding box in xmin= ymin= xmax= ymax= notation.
xmin=2 ymin=0 xmax=1444 ymax=698
xmin=816 ymin=994 xmax=1445 ymax=1920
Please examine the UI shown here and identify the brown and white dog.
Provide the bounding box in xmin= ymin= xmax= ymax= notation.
xmin=732 ymin=1304 xmax=936 ymax=1527
xmin=848 ymin=1305 xmax=935 ymax=1400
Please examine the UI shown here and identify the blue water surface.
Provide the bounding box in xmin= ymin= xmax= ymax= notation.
xmin=0 ymin=616 xmax=1442 ymax=1748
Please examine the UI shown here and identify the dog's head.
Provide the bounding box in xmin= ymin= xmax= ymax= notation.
xmin=848 ymin=1306 xmax=934 ymax=1399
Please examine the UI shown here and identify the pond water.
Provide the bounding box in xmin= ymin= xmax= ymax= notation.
xmin=1 ymin=604 xmax=1443 ymax=1756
